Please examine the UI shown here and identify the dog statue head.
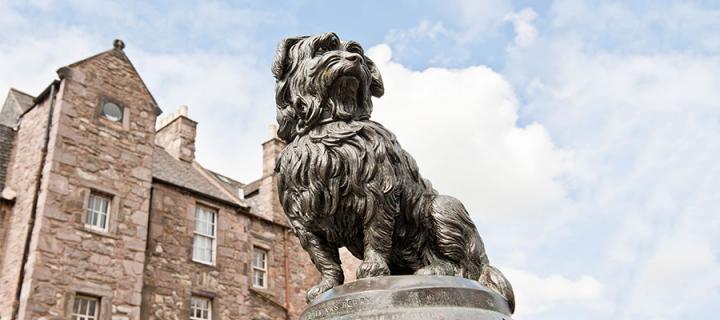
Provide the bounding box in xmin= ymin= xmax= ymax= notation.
xmin=272 ymin=32 xmax=384 ymax=142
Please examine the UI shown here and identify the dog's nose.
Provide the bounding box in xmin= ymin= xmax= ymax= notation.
xmin=345 ymin=53 xmax=362 ymax=62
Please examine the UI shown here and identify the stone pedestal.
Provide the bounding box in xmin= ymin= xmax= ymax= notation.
xmin=300 ymin=275 xmax=513 ymax=320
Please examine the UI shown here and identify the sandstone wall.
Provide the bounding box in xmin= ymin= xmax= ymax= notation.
xmin=339 ymin=248 xmax=362 ymax=283
xmin=13 ymin=48 xmax=158 ymax=319
xmin=0 ymin=201 xmax=10 ymax=262
xmin=0 ymin=124 xmax=15 ymax=189
xmin=254 ymin=137 xmax=289 ymax=224
xmin=0 ymin=96 xmax=51 ymax=320
xmin=144 ymin=183 xmax=315 ymax=319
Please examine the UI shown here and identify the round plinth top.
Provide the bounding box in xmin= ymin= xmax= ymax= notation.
xmin=301 ymin=275 xmax=513 ymax=320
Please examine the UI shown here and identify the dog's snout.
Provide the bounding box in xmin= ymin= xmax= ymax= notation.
xmin=345 ymin=53 xmax=362 ymax=62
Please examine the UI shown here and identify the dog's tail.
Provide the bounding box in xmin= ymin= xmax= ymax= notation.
xmin=479 ymin=264 xmax=515 ymax=314
xmin=429 ymin=195 xmax=515 ymax=313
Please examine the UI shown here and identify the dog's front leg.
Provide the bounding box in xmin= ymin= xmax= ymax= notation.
xmin=356 ymin=211 xmax=393 ymax=279
xmin=293 ymin=225 xmax=344 ymax=302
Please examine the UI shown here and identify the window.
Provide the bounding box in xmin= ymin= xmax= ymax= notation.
xmin=72 ymin=295 xmax=99 ymax=320
xmin=100 ymin=101 xmax=123 ymax=122
xmin=193 ymin=206 xmax=216 ymax=264
xmin=86 ymin=192 xmax=111 ymax=231
xmin=252 ymin=247 xmax=268 ymax=288
xmin=190 ymin=296 xmax=212 ymax=320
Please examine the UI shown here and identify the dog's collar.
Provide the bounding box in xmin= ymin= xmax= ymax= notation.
xmin=297 ymin=116 xmax=372 ymax=136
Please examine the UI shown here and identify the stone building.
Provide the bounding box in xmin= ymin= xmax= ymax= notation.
xmin=0 ymin=41 xmax=363 ymax=320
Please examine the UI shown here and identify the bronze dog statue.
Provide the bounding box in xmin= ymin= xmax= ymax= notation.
xmin=272 ymin=32 xmax=514 ymax=312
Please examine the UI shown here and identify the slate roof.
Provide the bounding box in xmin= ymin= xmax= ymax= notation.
xmin=9 ymin=89 xmax=34 ymax=113
xmin=0 ymin=124 xmax=15 ymax=190
xmin=0 ymin=89 xmax=35 ymax=127
xmin=206 ymin=169 xmax=245 ymax=197
xmin=152 ymin=146 xmax=238 ymax=205
xmin=242 ymin=178 xmax=262 ymax=196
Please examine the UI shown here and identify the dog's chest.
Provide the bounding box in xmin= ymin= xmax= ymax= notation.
xmin=276 ymin=121 xmax=395 ymax=238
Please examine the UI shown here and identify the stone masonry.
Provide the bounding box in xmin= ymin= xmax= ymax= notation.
xmin=0 ymin=41 xmax=368 ymax=320
xmin=0 ymin=91 xmax=55 ymax=319
xmin=5 ymin=45 xmax=160 ymax=320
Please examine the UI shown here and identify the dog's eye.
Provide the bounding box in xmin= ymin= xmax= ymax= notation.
xmin=347 ymin=46 xmax=364 ymax=56
xmin=315 ymin=46 xmax=332 ymax=57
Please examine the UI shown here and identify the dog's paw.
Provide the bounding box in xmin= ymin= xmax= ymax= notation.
xmin=307 ymin=277 xmax=338 ymax=303
xmin=356 ymin=260 xmax=391 ymax=279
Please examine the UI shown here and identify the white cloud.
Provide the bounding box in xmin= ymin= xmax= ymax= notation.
xmin=368 ymin=44 xmax=575 ymax=223
xmin=625 ymin=239 xmax=720 ymax=319
xmin=500 ymin=2 xmax=720 ymax=318
xmin=386 ymin=0 xmax=512 ymax=44
xmin=0 ymin=29 xmax=104 ymax=96
xmin=382 ymin=0 xmax=515 ymax=66
xmin=132 ymin=50 xmax=275 ymax=181
xmin=385 ymin=20 xmax=451 ymax=43
xmin=504 ymin=267 xmax=605 ymax=317
xmin=547 ymin=0 xmax=720 ymax=53
xmin=449 ymin=0 xmax=512 ymax=41
xmin=505 ymin=8 xmax=538 ymax=48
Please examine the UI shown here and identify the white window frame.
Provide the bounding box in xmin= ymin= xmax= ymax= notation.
xmin=252 ymin=246 xmax=268 ymax=289
xmin=85 ymin=192 xmax=111 ymax=232
xmin=190 ymin=296 xmax=212 ymax=320
xmin=192 ymin=205 xmax=217 ymax=265
xmin=72 ymin=295 xmax=100 ymax=320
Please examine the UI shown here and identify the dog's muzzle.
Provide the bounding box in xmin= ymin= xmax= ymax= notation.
xmin=337 ymin=52 xmax=364 ymax=77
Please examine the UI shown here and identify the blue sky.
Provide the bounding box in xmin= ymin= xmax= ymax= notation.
xmin=2 ymin=1 xmax=719 ymax=319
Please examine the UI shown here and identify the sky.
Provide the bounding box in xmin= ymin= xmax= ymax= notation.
xmin=1 ymin=0 xmax=719 ymax=319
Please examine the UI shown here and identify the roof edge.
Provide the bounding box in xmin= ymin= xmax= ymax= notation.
xmin=152 ymin=177 xmax=287 ymax=228
xmin=16 ymin=81 xmax=60 ymax=118
xmin=192 ymin=161 xmax=249 ymax=208
xmin=9 ymin=88 xmax=35 ymax=100
xmin=152 ymin=177 xmax=243 ymax=210
xmin=64 ymin=45 xmax=163 ymax=116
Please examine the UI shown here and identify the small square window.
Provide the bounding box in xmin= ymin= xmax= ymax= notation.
xmin=192 ymin=206 xmax=217 ymax=264
xmin=72 ymin=295 xmax=99 ymax=320
xmin=190 ymin=296 xmax=212 ymax=320
xmin=86 ymin=192 xmax=111 ymax=231
xmin=252 ymin=247 xmax=268 ymax=288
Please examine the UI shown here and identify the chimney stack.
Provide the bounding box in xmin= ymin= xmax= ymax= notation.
xmin=262 ymin=124 xmax=285 ymax=176
xmin=258 ymin=124 xmax=288 ymax=223
xmin=155 ymin=105 xmax=197 ymax=162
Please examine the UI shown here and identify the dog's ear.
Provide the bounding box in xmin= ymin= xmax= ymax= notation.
xmin=273 ymin=36 xmax=308 ymax=142
xmin=364 ymin=55 xmax=384 ymax=97
xmin=272 ymin=36 xmax=306 ymax=80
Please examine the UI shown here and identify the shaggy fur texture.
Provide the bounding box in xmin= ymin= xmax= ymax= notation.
xmin=272 ymin=32 xmax=514 ymax=312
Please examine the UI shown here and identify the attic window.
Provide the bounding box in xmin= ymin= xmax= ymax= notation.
xmin=101 ymin=102 xmax=123 ymax=122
